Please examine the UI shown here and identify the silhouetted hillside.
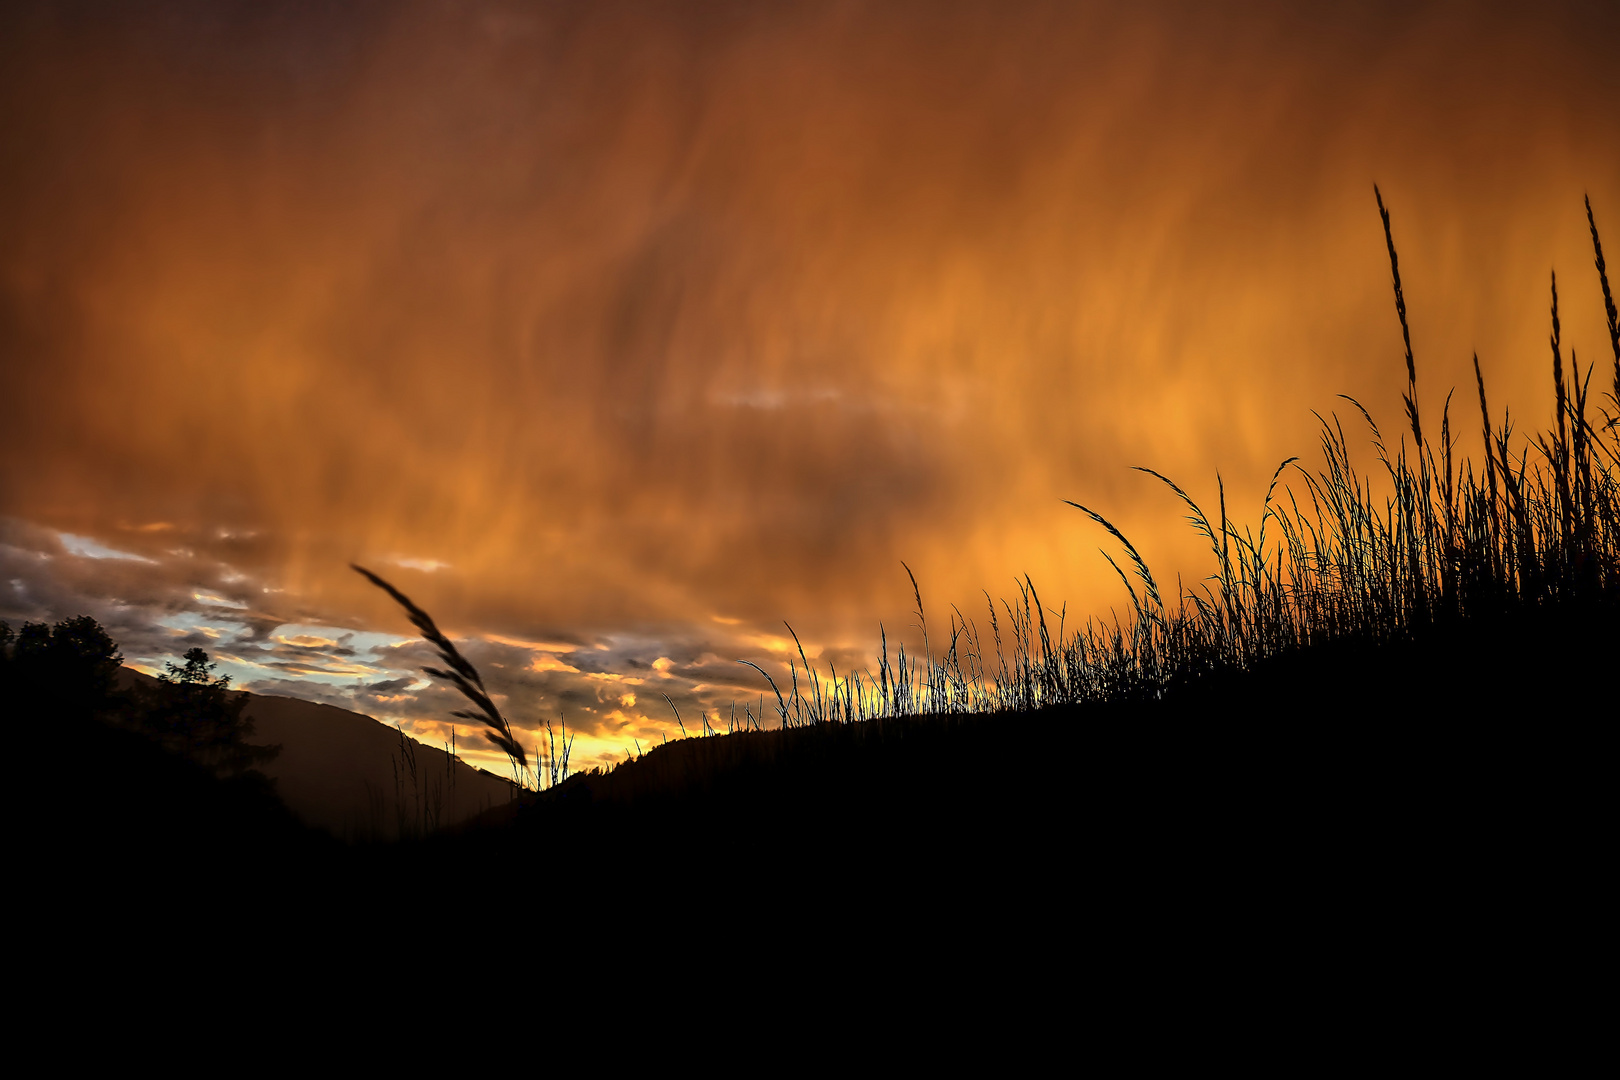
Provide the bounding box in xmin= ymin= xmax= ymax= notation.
xmin=413 ymin=598 xmax=1610 ymax=914
xmin=116 ymin=669 xmax=516 ymax=840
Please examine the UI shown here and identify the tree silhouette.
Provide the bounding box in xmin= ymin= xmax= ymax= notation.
xmin=49 ymin=615 xmax=124 ymax=720
xmin=1 ymin=622 xmax=280 ymax=776
xmin=0 ymin=615 xmax=124 ymax=724
xmin=143 ymin=647 xmax=279 ymax=777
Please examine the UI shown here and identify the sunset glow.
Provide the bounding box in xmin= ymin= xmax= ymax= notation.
xmin=4 ymin=1 xmax=1617 ymax=773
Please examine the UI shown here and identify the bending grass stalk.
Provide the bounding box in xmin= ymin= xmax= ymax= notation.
xmin=660 ymin=691 xmax=688 ymax=739
xmin=1585 ymin=196 xmax=1620 ymax=399
xmin=1063 ymin=501 xmax=1164 ymax=612
xmin=352 ymin=564 xmax=529 ymax=782
xmin=1376 ymin=183 xmax=1423 ymax=451
xmin=736 ymin=660 xmax=788 ymax=727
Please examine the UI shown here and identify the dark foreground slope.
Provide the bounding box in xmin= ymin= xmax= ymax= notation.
xmin=25 ymin=602 xmax=1609 ymax=962
xmin=22 ymin=714 xmax=334 ymax=888
xmin=428 ymin=602 xmax=1611 ymax=920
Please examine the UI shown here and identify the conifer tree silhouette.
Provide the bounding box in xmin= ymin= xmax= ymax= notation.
xmin=143 ymin=647 xmax=279 ymax=776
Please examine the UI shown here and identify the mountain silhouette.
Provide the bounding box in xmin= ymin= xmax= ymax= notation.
xmin=117 ymin=668 xmax=517 ymax=840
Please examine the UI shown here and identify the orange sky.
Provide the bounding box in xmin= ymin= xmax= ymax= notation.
xmin=3 ymin=1 xmax=1617 ymax=772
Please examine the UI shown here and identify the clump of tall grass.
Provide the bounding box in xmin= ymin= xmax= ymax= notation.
xmin=358 ymin=194 xmax=1617 ymax=775
xmin=744 ymin=191 xmax=1619 ymax=725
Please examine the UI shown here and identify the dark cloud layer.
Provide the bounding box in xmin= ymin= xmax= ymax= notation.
xmin=1 ymin=513 xmax=814 ymax=767
xmin=3 ymin=1 xmax=1618 ymax=767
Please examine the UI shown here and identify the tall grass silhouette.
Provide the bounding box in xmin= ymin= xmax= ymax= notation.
xmin=360 ymin=192 xmax=1618 ymax=789
xmin=351 ymin=564 xmax=530 ymax=783
xmin=734 ymin=190 xmax=1618 ymax=727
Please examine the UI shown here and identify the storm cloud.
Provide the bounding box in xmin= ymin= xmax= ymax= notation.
xmin=4 ymin=1 xmax=1617 ymax=769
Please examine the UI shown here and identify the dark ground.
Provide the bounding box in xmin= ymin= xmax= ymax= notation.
xmin=21 ymin=604 xmax=1609 ymax=982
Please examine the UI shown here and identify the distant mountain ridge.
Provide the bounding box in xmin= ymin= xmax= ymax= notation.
xmin=117 ymin=668 xmax=516 ymax=840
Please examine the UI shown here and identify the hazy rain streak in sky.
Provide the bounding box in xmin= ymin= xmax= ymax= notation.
xmin=2 ymin=1 xmax=1617 ymax=769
